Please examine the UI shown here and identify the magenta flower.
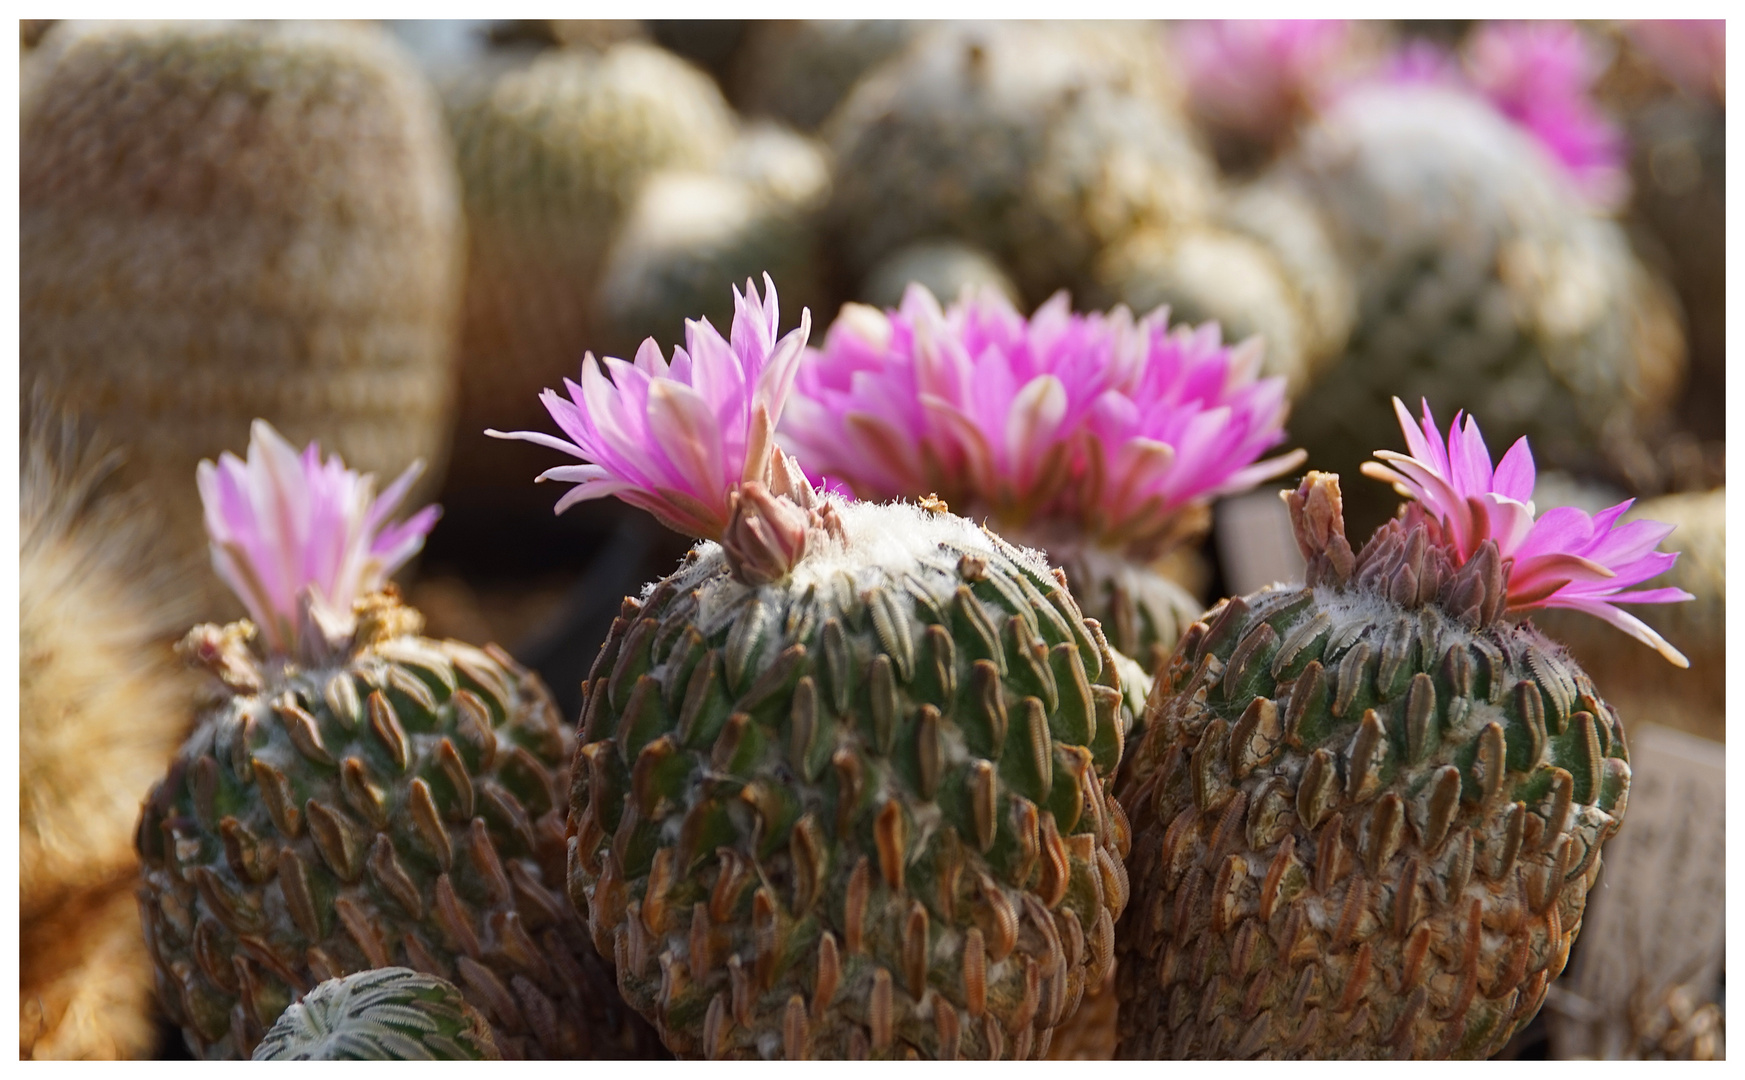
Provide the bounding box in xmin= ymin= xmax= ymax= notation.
xmin=197 ymin=420 xmax=440 ymax=653
xmin=1463 ymin=22 xmax=1628 ymax=207
xmin=488 ymin=274 xmax=812 ymax=540
xmin=782 ymin=284 xmax=1305 ymax=557
xmin=1362 ymin=398 xmax=1691 ymax=665
xmin=1174 ymin=19 xmax=1357 ymax=141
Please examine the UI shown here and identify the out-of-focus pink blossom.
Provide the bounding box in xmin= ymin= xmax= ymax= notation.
xmin=1464 ymin=22 xmax=1629 ymax=206
xmin=782 ymin=284 xmax=1304 ymax=556
xmin=1175 ymin=19 xmax=1357 ymax=140
xmin=197 ymin=420 xmax=439 ymax=653
xmin=1362 ymin=398 xmax=1691 ymax=665
xmin=489 ymin=274 xmax=812 ymax=540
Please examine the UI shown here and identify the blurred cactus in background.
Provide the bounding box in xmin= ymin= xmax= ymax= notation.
xmin=727 ymin=20 xmax=923 ymax=132
xmin=1274 ymin=73 xmax=1684 ymax=533
xmin=825 ymin=21 xmax=1215 ymax=307
xmin=438 ymin=40 xmax=737 ymax=504
xmin=20 ymin=20 xmax=465 ymax=620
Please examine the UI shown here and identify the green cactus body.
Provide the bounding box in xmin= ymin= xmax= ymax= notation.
xmin=137 ymin=593 xmax=665 ymax=1060
xmin=1278 ymin=84 xmax=1683 ymax=520
xmin=1113 ymin=489 xmax=1632 ymax=1059
xmin=825 ymin=21 xmax=1214 ymax=305
xmin=568 ymin=501 xmax=1132 ymax=1059
xmin=252 ymin=967 xmax=500 ymax=1060
xmin=20 ymin=21 xmax=463 ymax=609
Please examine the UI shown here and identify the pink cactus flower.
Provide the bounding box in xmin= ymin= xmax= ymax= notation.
xmin=1175 ymin=19 xmax=1358 ymax=141
xmin=1362 ymin=398 xmax=1692 ymax=665
xmin=197 ymin=420 xmax=440 ymax=653
xmin=782 ymin=284 xmax=1305 ymax=557
xmin=1463 ymin=21 xmax=1629 ymax=207
xmin=488 ymin=274 xmax=812 ymax=540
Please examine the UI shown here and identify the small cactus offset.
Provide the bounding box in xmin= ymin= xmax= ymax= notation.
xmin=136 ymin=423 xmax=665 ymax=1060
xmin=252 ymin=967 xmax=500 ymax=1060
xmin=1113 ymin=401 xmax=1690 ymax=1059
xmin=492 ymin=277 xmax=1131 ymax=1058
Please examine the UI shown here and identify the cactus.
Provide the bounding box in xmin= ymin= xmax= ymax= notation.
xmin=135 ymin=422 xmax=665 ymax=1059
xmin=726 ymin=20 xmax=924 ymax=132
xmin=1113 ymin=403 xmax=1690 ymax=1058
xmin=252 ymin=967 xmax=500 ymax=1060
xmin=440 ymin=40 xmax=736 ymax=499
xmin=491 ymin=277 xmax=1131 ymax=1058
xmin=1277 ymin=74 xmax=1683 ymax=520
xmin=20 ymin=20 xmax=463 ymax=611
xmin=824 ymin=21 xmax=1214 ymax=305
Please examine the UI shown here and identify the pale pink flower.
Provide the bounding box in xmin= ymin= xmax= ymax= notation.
xmin=1362 ymin=398 xmax=1691 ymax=665
xmin=782 ymin=284 xmax=1304 ymax=556
xmin=197 ymin=420 xmax=439 ymax=653
xmin=1175 ymin=19 xmax=1357 ymax=141
xmin=488 ymin=274 xmax=811 ymax=540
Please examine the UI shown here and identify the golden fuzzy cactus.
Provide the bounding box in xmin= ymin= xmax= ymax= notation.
xmin=20 ymin=407 xmax=195 ymax=1059
xmin=20 ymin=20 xmax=464 ymax=616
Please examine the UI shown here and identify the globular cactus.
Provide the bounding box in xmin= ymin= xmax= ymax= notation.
xmin=1274 ymin=37 xmax=1683 ymax=519
xmin=727 ymin=20 xmax=924 ymax=132
xmin=20 ymin=20 xmax=464 ymax=612
xmin=136 ymin=422 xmax=665 ymax=1060
xmin=824 ymin=21 xmax=1215 ymax=306
xmin=491 ymin=277 xmax=1131 ymax=1058
xmin=783 ymin=284 xmax=1303 ymax=691
xmin=1114 ymin=402 xmax=1691 ymax=1059
xmin=595 ymin=123 xmax=830 ymax=357
xmin=439 ymin=40 xmax=736 ymax=500
xmin=252 ymin=967 xmax=500 ymax=1060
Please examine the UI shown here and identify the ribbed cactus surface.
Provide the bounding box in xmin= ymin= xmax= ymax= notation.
xmin=252 ymin=967 xmax=501 ymax=1060
xmin=137 ymin=592 xmax=665 ymax=1059
xmin=568 ymin=502 xmax=1132 ymax=1058
xmin=1114 ymin=483 xmax=1632 ymax=1059
xmin=20 ymin=21 xmax=463 ymax=608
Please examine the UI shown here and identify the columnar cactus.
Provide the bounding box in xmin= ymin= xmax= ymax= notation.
xmin=136 ymin=422 xmax=664 ymax=1059
xmin=491 ymin=276 xmax=1131 ymax=1058
xmin=20 ymin=20 xmax=464 ymax=611
xmin=1114 ymin=400 xmax=1690 ymax=1059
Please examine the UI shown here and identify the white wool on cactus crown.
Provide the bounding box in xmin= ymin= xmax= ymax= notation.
xmin=646 ymin=496 xmax=1057 ymax=635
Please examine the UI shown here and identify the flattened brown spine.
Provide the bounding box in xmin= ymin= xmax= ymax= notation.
xmin=334 ymin=895 xmax=392 ymax=969
xmin=783 ymin=994 xmax=809 ymax=1060
xmin=276 ymin=848 xmax=320 ymax=939
xmin=916 ymin=704 xmax=943 ymax=799
xmin=367 ymin=833 xmax=423 ymax=918
xmin=252 ymin=759 xmax=302 ymax=838
xmin=845 ymin=857 xmax=870 ymax=953
xmin=969 ymin=760 xmax=998 ymax=852
xmin=903 ymin=900 xmax=930 ymax=998
xmin=963 ymin=926 xmax=987 ymax=1016
xmin=304 ymin=799 xmax=363 ymax=881
xmin=813 ymin=931 xmax=841 ymax=1020
xmin=875 ymin=799 xmax=908 ymax=890
xmin=833 ymin=749 xmax=863 ymax=839
xmin=339 ymin=756 xmax=388 ymax=829
xmin=367 ymin=690 xmax=410 ymax=771
xmin=869 ymin=967 xmax=894 ymax=1050
xmin=434 ymin=872 xmax=482 ymax=959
